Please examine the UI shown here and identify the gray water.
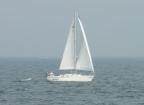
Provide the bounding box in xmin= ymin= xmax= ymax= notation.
xmin=0 ymin=58 xmax=144 ymax=105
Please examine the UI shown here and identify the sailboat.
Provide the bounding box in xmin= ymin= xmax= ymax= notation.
xmin=47 ymin=13 xmax=94 ymax=82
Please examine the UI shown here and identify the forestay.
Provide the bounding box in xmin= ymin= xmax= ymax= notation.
xmin=76 ymin=17 xmax=94 ymax=72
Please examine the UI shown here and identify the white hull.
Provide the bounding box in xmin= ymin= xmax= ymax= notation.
xmin=47 ymin=74 xmax=94 ymax=82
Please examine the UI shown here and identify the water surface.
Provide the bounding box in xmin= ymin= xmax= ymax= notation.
xmin=0 ymin=58 xmax=144 ymax=105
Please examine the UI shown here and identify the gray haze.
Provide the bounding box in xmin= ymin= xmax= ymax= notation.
xmin=0 ymin=0 xmax=144 ymax=58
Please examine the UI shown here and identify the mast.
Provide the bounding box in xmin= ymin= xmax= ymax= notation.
xmin=74 ymin=12 xmax=77 ymax=70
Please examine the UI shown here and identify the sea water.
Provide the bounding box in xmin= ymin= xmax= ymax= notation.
xmin=0 ymin=58 xmax=144 ymax=105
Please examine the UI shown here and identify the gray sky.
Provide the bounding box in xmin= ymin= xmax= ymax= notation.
xmin=0 ymin=0 xmax=144 ymax=58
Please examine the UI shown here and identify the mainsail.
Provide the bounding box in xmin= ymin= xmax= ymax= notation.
xmin=59 ymin=15 xmax=94 ymax=72
xmin=59 ymin=19 xmax=75 ymax=70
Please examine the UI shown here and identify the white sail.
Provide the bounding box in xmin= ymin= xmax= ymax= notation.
xmin=47 ymin=13 xmax=95 ymax=82
xmin=59 ymin=19 xmax=75 ymax=70
xmin=76 ymin=17 xmax=94 ymax=72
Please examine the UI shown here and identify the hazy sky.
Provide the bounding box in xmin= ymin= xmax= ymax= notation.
xmin=0 ymin=0 xmax=144 ymax=58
